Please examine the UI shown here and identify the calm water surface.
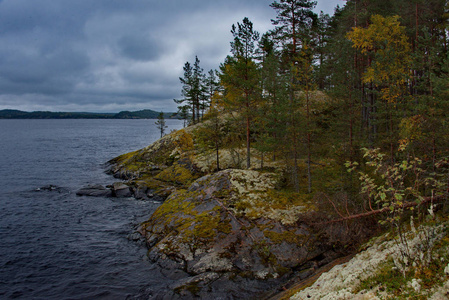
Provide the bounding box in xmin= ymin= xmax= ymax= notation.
xmin=0 ymin=119 xmax=183 ymax=299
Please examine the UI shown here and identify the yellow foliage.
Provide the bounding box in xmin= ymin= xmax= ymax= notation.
xmin=347 ymin=15 xmax=411 ymax=103
xmin=399 ymin=115 xmax=425 ymax=142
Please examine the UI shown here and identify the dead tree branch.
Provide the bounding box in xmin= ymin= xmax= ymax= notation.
xmin=314 ymin=194 xmax=446 ymax=225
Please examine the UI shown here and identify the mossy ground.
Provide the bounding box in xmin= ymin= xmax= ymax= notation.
xmin=154 ymin=160 xmax=202 ymax=186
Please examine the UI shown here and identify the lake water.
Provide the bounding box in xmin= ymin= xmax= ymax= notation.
xmin=0 ymin=119 xmax=183 ymax=299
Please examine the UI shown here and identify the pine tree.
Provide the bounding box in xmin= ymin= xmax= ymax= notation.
xmin=174 ymin=56 xmax=206 ymax=124
xmin=270 ymin=0 xmax=317 ymax=192
xmin=177 ymin=105 xmax=190 ymax=127
xmin=192 ymin=56 xmax=206 ymax=123
xmin=195 ymin=93 xmax=227 ymax=171
xmin=203 ymin=69 xmax=219 ymax=118
xmin=155 ymin=112 xmax=167 ymax=138
xmin=220 ymin=17 xmax=260 ymax=169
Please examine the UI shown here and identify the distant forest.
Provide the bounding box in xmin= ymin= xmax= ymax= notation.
xmin=0 ymin=109 xmax=176 ymax=119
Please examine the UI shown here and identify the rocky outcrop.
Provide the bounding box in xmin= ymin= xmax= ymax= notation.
xmin=138 ymin=169 xmax=339 ymax=297
xmin=106 ymin=125 xmax=342 ymax=298
xmin=106 ymin=128 xmax=203 ymax=202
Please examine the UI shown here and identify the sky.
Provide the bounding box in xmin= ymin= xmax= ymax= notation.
xmin=0 ymin=0 xmax=343 ymax=113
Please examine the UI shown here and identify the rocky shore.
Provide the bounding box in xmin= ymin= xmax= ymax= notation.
xmin=76 ymin=123 xmax=449 ymax=299
xmin=77 ymin=125 xmax=358 ymax=298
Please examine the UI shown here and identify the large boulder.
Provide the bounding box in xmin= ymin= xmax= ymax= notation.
xmin=139 ymin=169 xmax=338 ymax=297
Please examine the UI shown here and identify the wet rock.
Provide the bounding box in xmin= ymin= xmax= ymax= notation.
xmin=132 ymin=185 xmax=149 ymax=200
xmin=112 ymin=182 xmax=132 ymax=198
xmin=76 ymin=184 xmax=112 ymax=197
xmin=169 ymin=272 xmax=221 ymax=299
xmin=128 ymin=232 xmax=143 ymax=241
xmin=35 ymin=185 xmax=70 ymax=194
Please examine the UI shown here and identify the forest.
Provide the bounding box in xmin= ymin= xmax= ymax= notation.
xmin=174 ymin=0 xmax=449 ymax=221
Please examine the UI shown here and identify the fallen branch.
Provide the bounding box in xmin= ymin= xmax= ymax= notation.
xmin=314 ymin=194 xmax=446 ymax=225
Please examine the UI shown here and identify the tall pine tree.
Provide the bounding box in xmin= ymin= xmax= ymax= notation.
xmin=220 ymin=17 xmax=260 ymax=169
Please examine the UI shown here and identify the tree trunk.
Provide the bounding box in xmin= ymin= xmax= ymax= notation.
xmin=306 ymin=90 xmax=312 ymax=194
xmin=246 ymin=101 xmax=251 ymax=169
xmin=216 ymin=140 xmax=220 ymax=171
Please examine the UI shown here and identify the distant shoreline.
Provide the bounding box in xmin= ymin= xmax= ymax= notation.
xmin=0 ymin=109 xmax=177 ymax=119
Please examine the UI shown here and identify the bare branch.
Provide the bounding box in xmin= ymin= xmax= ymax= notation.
xmin=314 ymin=195 xmax=446 ymax=225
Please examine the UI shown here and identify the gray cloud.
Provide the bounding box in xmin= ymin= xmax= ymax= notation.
xmin=0 ymin=0 xmax=340 ymax=113
xmin=118 ymin=34 xmax=162 ymax=62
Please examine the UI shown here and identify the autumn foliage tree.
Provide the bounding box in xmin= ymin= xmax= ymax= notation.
xmin=347 ymin=14 xmax=412 ymax=159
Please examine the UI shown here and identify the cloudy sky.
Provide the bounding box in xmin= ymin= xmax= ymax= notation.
xmin=0 ymin=0 xmax=343 ymax=113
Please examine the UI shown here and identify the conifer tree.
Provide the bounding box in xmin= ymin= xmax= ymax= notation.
xmin=177 ymin=105 xmax=190 ymax=127
xmin=155 ymin=112 xmax=167 ymax=138
xmin=203 ymin=69 xmax=219 ymax=118
xmin=195 ymin=93 xmax=227 ymax=171
xmin=220 ymin=17 xmax=260 ymax=169
xmin=174 ymin=56 xmax=206 ymax=124
xmin=270 ymin=0 xmax=317 ymax=192
xmin=192 ymin=56 xmax=206 ymax=122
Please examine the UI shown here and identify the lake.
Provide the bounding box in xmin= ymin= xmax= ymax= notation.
xmin=0 ymin=119 xmax=183 ymax=299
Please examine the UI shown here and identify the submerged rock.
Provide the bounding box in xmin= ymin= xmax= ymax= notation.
xmin=35 ymin=185 xmax=69 ymax=194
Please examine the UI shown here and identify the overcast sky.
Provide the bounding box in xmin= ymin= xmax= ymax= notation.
xmin=0 ymin=0 xmax=343 ymax=113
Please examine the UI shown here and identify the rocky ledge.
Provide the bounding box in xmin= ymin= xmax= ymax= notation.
xmin=105 ymin=126 xmax=346 ymax=299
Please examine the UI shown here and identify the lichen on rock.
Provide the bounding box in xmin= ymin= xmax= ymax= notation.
xmin=290 ymin=221 xmax=449 ymax=300
xmin=106 ymin=124 xmax=341 ymax=298
xmin=139 ymin=168 xmax=332 ymax=296
xmin=106 ymin=127 xmax=202 ymax=201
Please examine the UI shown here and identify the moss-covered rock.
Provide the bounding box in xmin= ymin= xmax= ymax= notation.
xmin=154 ymin=158 xmax=203 ymax=186
xmin=106 ymin=124 xmax=344 ymax=298
xmin=140 ymin=169 xmax=336 ymax=292
xmin=106 ymin=127 xmax=202 ymax=200
xmin=107 ymin=128 xmax=195 ymax=180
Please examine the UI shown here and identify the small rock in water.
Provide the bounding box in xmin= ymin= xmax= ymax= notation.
xmin=76 ymin=184 xmax=112 ymax=197
xmin=128 ymin=232 xmax=142 ymax=241
xmin=35 ymin=185 xmax=68 ymax=193
xmin=112 ymin=182 xmax=132 ymax=198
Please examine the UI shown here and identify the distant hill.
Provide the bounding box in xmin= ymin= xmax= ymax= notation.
xmin=0 ymin=109 xmax=176 ymax=119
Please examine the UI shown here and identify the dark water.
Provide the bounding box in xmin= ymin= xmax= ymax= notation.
xmin=0 ymin=119 xmax=183 ymax=299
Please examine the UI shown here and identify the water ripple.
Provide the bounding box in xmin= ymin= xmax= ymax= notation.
xmin=0 ymin=119 xmax=182 ymax=299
